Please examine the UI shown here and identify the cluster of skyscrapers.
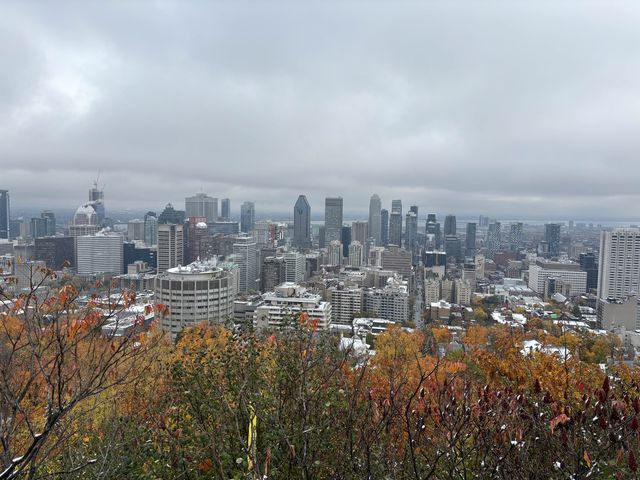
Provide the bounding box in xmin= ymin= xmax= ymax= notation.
xmin=4 ymin=183 xmax=640 ymax=342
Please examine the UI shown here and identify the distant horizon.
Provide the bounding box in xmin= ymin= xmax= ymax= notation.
xmin=6 ymin=204 xmax=639 ymax=228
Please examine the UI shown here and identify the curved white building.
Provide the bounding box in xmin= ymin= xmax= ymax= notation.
xmin=154 ymin=259 xmax=238 ymax=339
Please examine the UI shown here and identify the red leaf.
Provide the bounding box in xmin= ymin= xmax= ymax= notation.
xmin=550 ymin=413 xmax=570 ymax=434
xmin=603 ymin=376 xmax=610 ymax=395
xmin=630 ymin=450 xmax=638 ymax=472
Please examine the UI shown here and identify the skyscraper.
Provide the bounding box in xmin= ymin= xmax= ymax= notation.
xmin=0 ymin=190 xmax=9 ymax=240
xmin=348 ymin=241 xmax=364 ymax=267
xmin=328 ymin=240 xmax=343 ymax=266
xmin=545 ymin=223 xmax=561 ymax=258
xmin=485 ymin=222 xmax=502 ymax=259
xmin=444 ymin=215 xmax=457 ymax=236
xmin=324 ymin=197 xmax=343 ymax=244
xmin=240 ymin=201 xmax=255 ymax=233
xmin=41 ymin=210 xmax=56 ymax=236
xmin=293 ymin=195 xmax=311 ymax=249
xmin=509 ymin=222 xmax=523 ymax=252
xmin=389 ymin=211 xmax=402 ymax=247
xmin=341 ymin=225 xmax=351 ymax=257
xmin=579 ymin=252 xmax=598 ymax=292
xmin=465 ymin=222 xmax=476 ymax=258
xmin=351 ymin=221 xmax=368 ymax=245
xmin=157 ymin=223 xmax=184 ymax=273
xmin=389 ymin=199 xmax=403 ymax=247
xmin=368 ymin=194 xmax=382 ymax=246
xmin=76 ymin=232 xmax=124 ymax=275
xmin=144 ymin=211 xmax=158 ymax=246
xmin=221 ymin=198 xmax=231 ymax=220
xmin=158 ymin=203 xmax=185 ymax=225
xmin=598 ymin=229 xmax=640 ymax=302
xmin=185 ymin=193 xmax=218 ymax=224
xmin=425 ymin=214 xmax=442 ymax=250
xmin=381 ymin=209 xmax=389 ymax=246
xmin=233 ymin=235 xmax=258 ymax=293
xmin=405 ymin=211 xmax=418 ymax=258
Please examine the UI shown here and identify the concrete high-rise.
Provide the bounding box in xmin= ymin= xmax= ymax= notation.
xmin=391 ymin=199 xmax=402 ymax=215
xmin=240 ymin=202 xmax=255 ymax=233
xmin=545 ymin=223 xmax=561 ymax=258
xmin=597 ymin=229 xmax=640 ymax=331
xmin=157 ymin=223 xmax=184 ymax=273
xmin=465 ymin=222 xmax=476 ymax=258
xmin=351 ymin=221 xmax=368 ymax=245
xmin=76 ymin=232 xmax=124 ymax=275
xmin=348 ymin=241 xmax=364 ymax=267
xmin=155 ymin=260 xmax=237 ymax=340
xmin=327 ymin=240 xmax=343 ymax=266
xmin=283 ymin=251 xmax=306 ymax=283
xmin=598 ymin=229 xmax=640 ymax=302
xmin=381 ymin=209 xmax=389 ymax=246
xmin=324 ymin=197 xmax=343 ymax=244
xmin=233 ymin=235 xmax=258 ymax=293
xmin=0 ymin=190 xmax=9 ymax=240
xmin=261 ymin=256 xmax=286 ymax=292
xmin=221 ymin=198 xmax=231 ymax=220
xmin=127 ymin=219 xmax=145 ymax=241
xmin=185 ymin=193 xmax=218 ymax=224
xmin=293 ymin=195 xmax=311 ymax=249
xmin=368 ymin=194 xmax=382 ymax=246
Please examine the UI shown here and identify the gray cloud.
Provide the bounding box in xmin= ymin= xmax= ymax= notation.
xmin=2 ymin=1 xmax=640 ymax=221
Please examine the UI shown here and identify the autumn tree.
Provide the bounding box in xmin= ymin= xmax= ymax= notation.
xmin=0 ymin=266 xmax=164 ymax=479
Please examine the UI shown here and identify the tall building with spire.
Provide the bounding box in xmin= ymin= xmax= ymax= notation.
xmin=293 ymin=195 xmax=311 ymax=249
xmin=89 ymin=181 xmax=105 ymax=226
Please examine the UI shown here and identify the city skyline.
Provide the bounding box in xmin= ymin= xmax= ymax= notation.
xmin=2 ymin=2 xmax=640 ymax=219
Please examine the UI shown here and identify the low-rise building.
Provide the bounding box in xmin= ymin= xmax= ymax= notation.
xmin=255 ymin=283 xmax=332 ymax=330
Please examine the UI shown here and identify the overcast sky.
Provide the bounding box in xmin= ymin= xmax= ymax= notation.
xmin=2 ymin=1 xmax=640 ymax=221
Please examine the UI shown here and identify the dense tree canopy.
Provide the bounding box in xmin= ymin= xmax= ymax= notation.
xmin=1 ymin=279 xmax=640 ymax=479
